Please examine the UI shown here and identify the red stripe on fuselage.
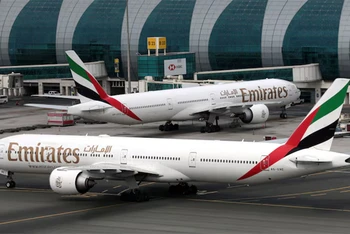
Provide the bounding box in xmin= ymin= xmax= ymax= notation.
xmin=86 ymin=71 xmax=141 ymax=121
xmin=237 ymin=107 xmax=319 ymax=181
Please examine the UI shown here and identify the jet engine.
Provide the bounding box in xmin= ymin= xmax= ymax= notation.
xmin=49 ymin=168 xmax=96 ymax=195
xmin=239 ymin=104 xmax=269 ymax=124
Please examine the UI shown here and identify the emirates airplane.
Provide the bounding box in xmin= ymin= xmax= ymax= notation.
xmin=26 ymin=51 xmax=301 ymax=133
xmin=2 ymin=79 xmax=350 ymax=201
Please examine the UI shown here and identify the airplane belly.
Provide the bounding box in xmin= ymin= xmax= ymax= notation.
xmin=3 ymin=161 xmax=55 ymax=174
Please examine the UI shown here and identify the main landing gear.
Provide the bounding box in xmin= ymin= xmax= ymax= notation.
xmin=168 ymin=182 xmax=198 ymax=195
xmin=159 ymin=121 xmax=179 ymax=131
xmin=120 ymin=189 xmax=150 ymax=202
xmin=200 ymin=116 xmax=221 ymax=133
xmin=120 ymin=176 xmax=150 ymax=202
xmin=5 ymin=171 xmax=15 ymax=188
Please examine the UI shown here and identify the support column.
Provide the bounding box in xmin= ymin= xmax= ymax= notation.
xmin=38 ymin=82 xmax=44 ymax=95
xmin=315 ymin=88 xmax=321 ymax=103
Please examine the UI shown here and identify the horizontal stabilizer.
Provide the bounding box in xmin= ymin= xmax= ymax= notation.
xmin=25 ymin=103 xmax=69 ymax=111
xmin=32 ymin=94 xmax=80 ymax=100
xmin=263 ymin=138 xmax=288 ymax=144
xmin=80 ymin=105 xmax=112 ymax=112
xmin=290 ymin=155 xmax=332 ymax=163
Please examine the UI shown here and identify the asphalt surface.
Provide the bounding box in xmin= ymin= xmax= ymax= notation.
xmin=0 ymin=102 xmax=350 ymax=233
xmin=1 ymin=170 xmax=350 ymax=234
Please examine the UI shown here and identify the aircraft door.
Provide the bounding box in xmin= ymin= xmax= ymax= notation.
xmin=210 ymin=93 xmax=216 ymax=105
xmin=260 ymin=155 xmax=269 ymax=171
xmin=0 ymin=144 xmax=4 ymax=160
xmin=120 ymin=149 xmax=128 ymax=164
xmin=167 ymin=98 xmax=173 ymax=110
xmin=188 ymin=152 xmax=197 ymax=168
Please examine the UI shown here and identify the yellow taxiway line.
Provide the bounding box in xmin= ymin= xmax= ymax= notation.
xmin=0 ymin=203 xmax=123 ymax=226
xmin=226 ymin=185 xmax=350 ymax=201
xmin=188 ymin=198 xmax=350 ymax=213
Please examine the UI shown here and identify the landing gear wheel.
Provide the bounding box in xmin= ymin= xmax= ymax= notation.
xmin=207 ymin=126 xmax=212 ymax=133
xmin=169 ymin=183 xmax=197 ymax=195
xmin=164 ymin=124 xmax=170 ymax=131
xmin=120 ymin=189 xmax=149 ymax=202
xmin=280 ymin=113 xmax=287 ymax=119
xmin=159 ymin=122 xmax=179 ymax=131
xmin=200 ymin=125 xmax=221 ymax=133
xmin=189 ymin=185 xmax=198 ymax=194
xmin=6 ymin=181 xmax=15 ymax=188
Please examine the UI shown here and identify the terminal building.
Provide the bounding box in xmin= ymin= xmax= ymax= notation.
xmin=0 ymin=0 xmax=350 ymax=103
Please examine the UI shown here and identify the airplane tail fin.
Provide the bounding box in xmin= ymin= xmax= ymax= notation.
xmin=65 ymin=50 xmax=110 ymax=103
xmin=285 ymin=78 xmax=349 ymax=151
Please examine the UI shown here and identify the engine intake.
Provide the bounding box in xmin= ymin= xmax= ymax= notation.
xmin=240 ymin=104 xmax=269 ymax=124
xmin=49 ymin=168 xmax=96 ymax=195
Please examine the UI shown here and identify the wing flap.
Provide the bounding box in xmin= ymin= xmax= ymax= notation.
xmin=58 ymin=162 xmax=162 ymax=177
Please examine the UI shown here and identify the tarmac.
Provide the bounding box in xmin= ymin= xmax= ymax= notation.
xmin=0 ymin=100 xmax=350 ymax=233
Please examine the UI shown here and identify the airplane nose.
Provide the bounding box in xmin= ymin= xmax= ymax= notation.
xmin=345 ymin=157 xmax=350 ymax=163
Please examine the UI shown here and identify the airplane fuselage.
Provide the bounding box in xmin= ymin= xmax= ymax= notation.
xmin=68 ymin=79 xmax=300 ymax=125
xmin=1 ymin=134 xmax=348 ymax=185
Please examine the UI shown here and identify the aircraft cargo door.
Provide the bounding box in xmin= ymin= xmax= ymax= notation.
xmin=188 ymin=152 xmax=197 ymax=168
xmin=0 ymin=144 xmax=4 ymax=160
xmin=260 ymin=155 xmax=269 ymax=171
xmin=120 ymin=149 xmax=128 ymax=164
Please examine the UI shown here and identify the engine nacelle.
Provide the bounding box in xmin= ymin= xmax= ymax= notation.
xmin=49 ymin=168 xmax=96 ymax=195
xmin=240 ymin=104 xmax=269 ymax=124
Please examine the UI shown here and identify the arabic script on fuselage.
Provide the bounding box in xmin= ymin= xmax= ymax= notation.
xmin=220 ymin=86 xmax=288 ymax=102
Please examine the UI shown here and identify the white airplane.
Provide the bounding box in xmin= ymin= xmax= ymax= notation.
xmin=3 ymin=78 xmax=350 ymax=201
xmin=26 ymin=51 xmax=301 ymax=133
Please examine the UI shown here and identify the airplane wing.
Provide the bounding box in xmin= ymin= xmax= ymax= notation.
xmin=189 ymin=101 xmax=283 ymax=116
xmin=32 ymin=94 xmax=81 ymax=100
xmin=24 ymin=103 xmax=69 ymax=111
xmin=57 ymin=162 xmax=162 ymax=179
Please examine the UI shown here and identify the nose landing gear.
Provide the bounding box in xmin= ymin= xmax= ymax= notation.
xmin=280 ymin=113 xmax=287 ymax=119
xmin=5 ymin=171 xmax=15 ymax=188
